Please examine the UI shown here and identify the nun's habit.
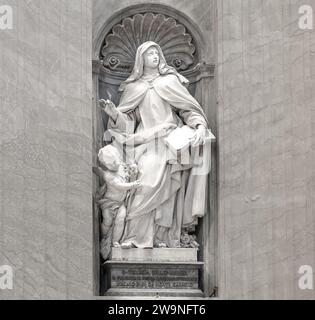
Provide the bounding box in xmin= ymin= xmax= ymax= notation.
xmin=108 ymin=41 xmax=211 ymax=248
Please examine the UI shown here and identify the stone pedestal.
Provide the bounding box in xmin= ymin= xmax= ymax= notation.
xmin=103 ymin=248 xmax=204 ymax=298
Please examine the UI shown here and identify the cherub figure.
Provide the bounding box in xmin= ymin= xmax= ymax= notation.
xmin=93 ymin=144 xmax=141 ymax=260
xmin=96 ymin=42 xmax=211 ymax=250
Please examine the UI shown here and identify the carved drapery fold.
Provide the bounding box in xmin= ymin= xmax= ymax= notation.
xmin=94 ymin=6 xmax=217 ymax=296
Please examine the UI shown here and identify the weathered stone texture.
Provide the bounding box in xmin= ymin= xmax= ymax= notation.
xmin=218 ymin=0 xmax=315 ymax=299
xmin=1 ymin=0 xmax=315 ymax=300
xmin=0 ymin=0 xmax=93 ymax=299
xmin=93 ymin=0 xmax=217 ymax=62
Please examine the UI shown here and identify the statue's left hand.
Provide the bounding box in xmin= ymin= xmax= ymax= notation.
xmin=191 ymin=125 xmax=207 ymax=147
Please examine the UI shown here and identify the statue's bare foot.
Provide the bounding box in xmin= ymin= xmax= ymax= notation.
xmin=121 ymin=242 xmax=134 ymax=249
xmin=113 ymin=242 xmax=121 ymax=248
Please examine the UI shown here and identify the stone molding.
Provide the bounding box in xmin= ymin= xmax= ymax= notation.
xmin=101 ymin=13 xmax=196 ymax=74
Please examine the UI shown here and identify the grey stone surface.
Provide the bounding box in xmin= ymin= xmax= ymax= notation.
xmin=101 ymin=12 xmax=197 ymax=73
xmin=0 ymin=0 xmax=93 ymax=299
xmin=104 ymin=260 xmax=204 ymax=297
xmin=217 ymin=0 xmax=315 ymax=300
xmin=104 ymin=288 xmax=204 ymax=298
xmin=93 ymin=0 xmax=217 ymax=62
xmin=1 ymin=0 xmax=314 ymax=300
xmin=111 ymin=248 xmax=198 ymax=262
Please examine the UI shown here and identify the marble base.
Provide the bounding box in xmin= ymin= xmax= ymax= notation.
xmin=105 ymin=288 xmax=205 ymax=298
xmin=103 ymin=249 xmax=204 ymax=297
xmin=110 ymin=247 xmax=198 ymax=262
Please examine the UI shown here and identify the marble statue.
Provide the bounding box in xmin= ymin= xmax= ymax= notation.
xmin=94 ymin=145 xmax=141 ymax=260
xmin=98 ymin=41 xmax=211 ymax=251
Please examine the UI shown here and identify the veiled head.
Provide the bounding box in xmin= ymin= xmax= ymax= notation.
xmin=119 ymin=41 xmax=189 ymax=91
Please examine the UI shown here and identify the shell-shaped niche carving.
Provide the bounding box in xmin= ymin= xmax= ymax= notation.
xmin=101 ymin=13 xmax=196 ymax=73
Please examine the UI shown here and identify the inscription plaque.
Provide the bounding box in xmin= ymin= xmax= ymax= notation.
xmin=105 ymin=261 xmax=203 ymax=293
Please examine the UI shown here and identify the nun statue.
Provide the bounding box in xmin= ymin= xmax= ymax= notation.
xmin=99 ymin=41 xmax=211 ymax=250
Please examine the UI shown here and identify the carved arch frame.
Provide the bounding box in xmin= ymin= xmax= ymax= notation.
xmin=93 ymin=4 xmax=207 ymax=61
xmin=92 ymin=3 xmax=217 ymax=297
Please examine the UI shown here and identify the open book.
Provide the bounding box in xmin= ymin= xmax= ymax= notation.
xmin=164 ymin=125 xmax=215 ymax=152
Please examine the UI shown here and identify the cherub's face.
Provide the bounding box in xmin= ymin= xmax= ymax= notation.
xmin=104 ymin=159 xmax=119 ymax=172
xmin=143 ymin=47 xmax=160 ymax=69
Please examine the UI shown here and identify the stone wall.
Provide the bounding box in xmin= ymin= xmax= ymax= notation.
xmin=1 ymin=0 xmax=315 ymax=300
xmin=217 ymin=0 xmax=315 ymax=299
xmin=0 ymin=0 xmax=93 ymax=299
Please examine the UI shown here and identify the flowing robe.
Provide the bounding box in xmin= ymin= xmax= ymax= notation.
xmin=108 ymin=73 xmax=210 ymax=248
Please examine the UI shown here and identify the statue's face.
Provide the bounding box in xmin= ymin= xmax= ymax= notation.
xmin=143 ymin=47 xmax=160 ymax=69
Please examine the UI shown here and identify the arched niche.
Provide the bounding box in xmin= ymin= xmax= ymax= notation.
xmin=92 ymin=3 xmax=217 ymax=297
